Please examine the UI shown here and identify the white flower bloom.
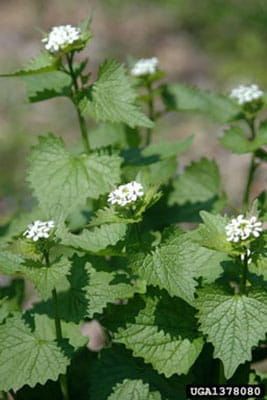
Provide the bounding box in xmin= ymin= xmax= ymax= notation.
xmin=23 ymin=220 xmax=55 ymax=242
xmin=108 ymin=181 xmax=144 ymax=207
xmin=42 ymin=25 xmax=81 ymax=53
xmin=240 ymin=248 xmax=252 ymax=264
xmin=131 ymin=57 xmax=159 ymax=77
xmin=230 ymin=84 xmax=263 ymax=105
xmin=225 ymin=214 xmax=263 ymax=243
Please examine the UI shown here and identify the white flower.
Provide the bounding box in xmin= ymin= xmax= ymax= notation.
xmin=225 ymin=214 xmax=263 ymax=243
xmin=42 ymin=25 xmax=81 ymax=53
xmin=131 ymin=57 xmax=159 ymax=77
xmin=23 ymin=220 xmax=55 ymax=242
xmin=240 ymin=248 xmax=252 ymax=265
xmin=108 ymin=181 xmax=144 ymax=207
xmin=230 ymin=84 xmax=263 ymax=105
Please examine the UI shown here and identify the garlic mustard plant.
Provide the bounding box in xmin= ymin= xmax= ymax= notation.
xmin=108 ymin=181 xmax=144 ymax=206
xmin=23 ymin=220 xmax=55 ymax=241
xmin=0 ymin=18 xmax=267 ymax=400
xmin=230 ymin=84 xmax=263 ymax=105
xmin=131 ymin=57 xmax=159 ymax=76
xmin=42 ymin=25 xmax=81 ymax=53
xmin=225 ymin=214 xmax=263 ymax=242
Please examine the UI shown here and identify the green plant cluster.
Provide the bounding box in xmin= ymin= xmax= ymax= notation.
xmin=0 ymin=20 xmax=267 ymax=400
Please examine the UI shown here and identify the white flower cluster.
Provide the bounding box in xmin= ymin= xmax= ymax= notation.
xmin=230 ymin=84 xmax=263 ymax=105
xmin=23 ymin=220 xmax=55 ymax=242
xmin=42 ymin=25 xmax=81 ymax=53
xmin=131 ymin=57 xmax=159 ymax=77
xmin=108 ymin=181 xmax=144 ymax=207
xmin=225 ymin=215 xmax=263 ymax=243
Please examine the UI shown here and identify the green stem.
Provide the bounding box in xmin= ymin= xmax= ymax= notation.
xmin=66 ymin=53 xmax=90 ymax=154
xmin=145 ymin=81 xmax=154 ymax=146
xmin=218 ymin=360 xmax=226 ymax=384
xmin=242 ymin=117 xmax=258 ymax=207
xmin=44 ymin=252 xmax=69 ymax=400
xmin=240 ymin=252 xmax=249 ymax=295
xmin=242 ymin=155 xmax=257 ymax=207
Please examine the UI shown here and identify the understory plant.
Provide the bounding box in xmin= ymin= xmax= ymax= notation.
xmin=0 ymin=20 xmax=267 ymax=400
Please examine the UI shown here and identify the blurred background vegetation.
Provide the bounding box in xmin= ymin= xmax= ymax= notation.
xmin=1 ymin=0 xmax=267 ymax=222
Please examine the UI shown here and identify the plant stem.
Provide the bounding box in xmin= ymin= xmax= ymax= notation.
xmin=240 ymin=252 xmax=249 ymax=295
xmin=52 ymin=288 xmax=69 ymax=400
xmin=242 ymin=117 xmax=258 ymax=207
xmin=242 ymin=155 xmax=257 ymax=207
xmin=145 ymin=81 xmax=154 ymax=146
xmin=44 ymin=251 xmax=69 ymax=400
xmin=66 ymin=53 xmax=90 ymax=154
xmin=218 ymin=360 xmax=226 ymax=384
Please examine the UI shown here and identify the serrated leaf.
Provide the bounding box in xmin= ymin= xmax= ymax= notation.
xmin=249 ymin=256 xmax=267 ymax=280
xmin=123 ymin=157 xmax=177 ymax=187
xmin=162 ymin=83 xmax=239 ymax=122
xmin=85 ymin=263 xmax=146 ymax=317
xmin=22 ymin=257 xmax=72 ymax=300
xmin=34 ymin=314 xmax=88 ymax=349
xmin=80 ymin=60 xmax=153 ymax=128
xmin=196 ymin=287 xmax=267 ymax=379
xmin=89 ymin=207 xmax=136 ymax=227
xmin=142 ymin=136 xmax=193 ymax=160
xmin=220 ymin=123 xmax=267 ymax=154
xmin=0 ymin=250 xmax=24 ymax=275
xmin=23 ymin=71 xmax=71 ymax=102
xmin=0 ymin=316 xmax=69 ymax=391
xmin=114 ymin=296 xmax=203 ymax=377
xmin=0 ymin=297 xmax=20 ymax=323
xmin=27 ymin=134 xmax=122 ymax=217
xmin=90 ymin=123 xmax=129 ymax=149
xmin=193 ymin=211 xmax=233 ymax=254
xmin=57 ymin=223 xmax=127 ymax=253
xmin=0 ymin=52 xmax=58 ymax=77
xmin=89 ymin=344 xmax=189 ymax=400
xmin=182 ymin=232 xmax=227 ymax=284
xmin=169 ymin=158 xmax=221 ymax=206
xmin=130 ymin=229 xmax=199 ymax=304
xmin=108 ymin=379 xmax=161 ymax=400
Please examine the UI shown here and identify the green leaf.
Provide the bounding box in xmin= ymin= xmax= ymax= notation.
xmin=89 ymin=207 xmax=136 ymax=227
xmin=169 ymin=158 xmax=222 ymax=206
xmin=57 ymin=223 xmax=127 ymax=253
xmin=23 ymin=71 xmax=71 ymax=102
xmin=162 ymin=83 xmax=239 ymax=122
xmin=0 ymin=250 xmax=24 ymax=275
xmin=0 ymin=297 xmax=20 ymax=323
xmin=27 ymin=134 xmax=122 ymax=217
xmin=130 ymin=229 xmax=199 ymax=304
xmin=0 ymin=52 xmax=58 ymax=77
xmin=85 ymin=263 xmax=146 ymax=317
xmin=108 ymin=379 xmax=162 ymax=400
xmin=31 ymin=255 xmax=88 ymax=323
xmin=196 ymin=287 xmax=267 ymax=379
xmin=114 ymin=295 xmax=203 ymax=377
xmin=34 ymin=314 xmax=88 ymax=349
xmin=249 ymin=256 xmax=267 ymax=280
xmin=90 ymin=123 xmax=131 ymax=150
xmin=182 ymin=232 xmax=227 ymax=284
xmin=80 ymin=60 xmax=153 ymax=128
xmin=0 ymin=315 xmax=69 ymax=391
xmin=22 ymin=257 xmax=72 ymax=300
xmin=220 ymin=123 xmax=267 ymax=154
xmin=142 ymin=136 xmax=193 ymax=160
xmin=123 ymin=157 xmax=177 ymax=187
xmin=89 ymin=344 xmax=189 ymax=400
xmin=193 ymin=211 xmax=233 ymax=254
